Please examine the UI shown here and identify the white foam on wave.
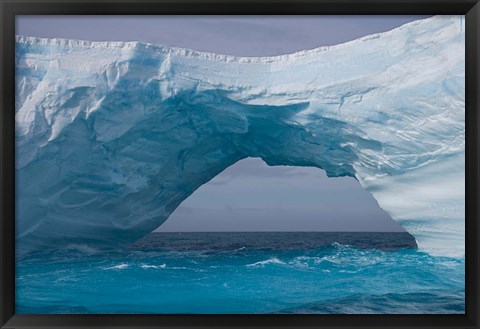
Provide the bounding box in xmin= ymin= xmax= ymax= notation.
xmin=140 ymin=264 xmax=167 ymax=269
xmin=246 ymin=257 xmax=286 ymax=267
xmin=103 ymin=263 xmax=130 ymax=270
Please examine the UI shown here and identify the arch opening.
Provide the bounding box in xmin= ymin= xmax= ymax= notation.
xmin=155 ymin=157 xmax=417 ymax=250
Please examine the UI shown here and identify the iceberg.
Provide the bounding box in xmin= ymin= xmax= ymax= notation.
xmin=15 ymin=16 xmax=465 ymax=257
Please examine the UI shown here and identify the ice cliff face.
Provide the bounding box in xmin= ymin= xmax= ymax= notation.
xmin=15 ymin=16 xmax=465 ymax=257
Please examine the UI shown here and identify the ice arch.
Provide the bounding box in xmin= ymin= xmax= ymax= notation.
xmin=15 ymin=16 xmax=465 ymax=256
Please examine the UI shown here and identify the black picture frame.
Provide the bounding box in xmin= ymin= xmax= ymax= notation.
xmin=1 ymin=1 xmax=479 ymax=328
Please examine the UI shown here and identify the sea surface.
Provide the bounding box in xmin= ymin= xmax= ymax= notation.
xmin=15 ymin=232 xmax=465 ymax=314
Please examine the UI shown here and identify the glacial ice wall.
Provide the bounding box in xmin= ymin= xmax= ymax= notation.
xmin=15 ymin=16 xmax=465 ymax=257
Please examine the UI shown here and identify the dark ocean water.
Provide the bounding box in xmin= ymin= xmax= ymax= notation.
xmin=16 ymin=232 xmax=464 ymax=314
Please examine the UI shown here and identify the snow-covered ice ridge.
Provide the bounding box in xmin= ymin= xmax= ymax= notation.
xmin=15 ymin=16 xmax=465 ymax=257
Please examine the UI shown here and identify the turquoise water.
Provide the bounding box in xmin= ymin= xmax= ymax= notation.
xmin=16 ymin=232 xmax=464 ymax=314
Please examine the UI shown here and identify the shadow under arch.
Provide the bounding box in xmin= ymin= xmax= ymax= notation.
xmin=15 ymin=89 xmax=464 ymax=258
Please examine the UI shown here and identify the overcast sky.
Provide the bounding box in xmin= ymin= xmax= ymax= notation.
xmin=16 ymin=15 xmax=430 ymax=232
xmin=16 ymin=15 xmax=430 ymax=56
